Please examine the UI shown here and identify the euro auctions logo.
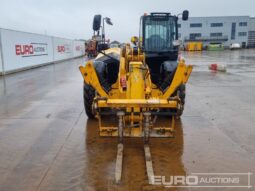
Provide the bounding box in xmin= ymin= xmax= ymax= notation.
xmin=152 ymin=173 xmax=253 ymax=188
xmin=57 ymin=44 xmax=71 ymax=53
xmin=75 ymin=45 xmax=81 ymax=51
xmin=15 ymin=43 xmax=48 ymax=57
xmin=57 ymin=45 xmax=65 ymax=53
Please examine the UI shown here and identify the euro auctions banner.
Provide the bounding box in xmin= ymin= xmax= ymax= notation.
xmin=0 ymin=28 xmax=85 ymax=74
xmin=0 ymin=29 xmax=54 ymax=72
xmin=15 ymin=43 xmax=48 ymax=57
xmin=53 ymin=37 xmax=73 ymax=61
xmin=0 ymin=41 xmax=3 ymax=74
xmin=73 ymin=40 xmax=85 ymax=57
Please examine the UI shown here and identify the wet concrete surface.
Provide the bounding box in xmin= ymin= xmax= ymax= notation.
xmin=0 ymin=50 xmax=255 ymax=191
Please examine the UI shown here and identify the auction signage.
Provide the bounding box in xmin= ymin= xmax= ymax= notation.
xmin=73 ymin=40 xmax=85 ymax=57
xmin=0 ymin=44 xmax=3 ymax=74
xmin=0 ymin=28 xmax=84 ymax=74
xmin=53 ymin=37 xmax=73 ymax=61
xmin=15 ymin=43 xmax=48 ymax=57
xmin=57 ymin=44 xmax=71 ymax=53
xmin=0 ymin=29 xmax=53 ymax=72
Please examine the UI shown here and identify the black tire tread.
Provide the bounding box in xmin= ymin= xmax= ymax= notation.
xmin=176 ymin=84 xmax=186 ymax=116
xmin=83 ymin=83 xmax=95 ymax=118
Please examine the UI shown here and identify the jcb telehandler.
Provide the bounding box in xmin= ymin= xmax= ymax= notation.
xmin=80 ymin=11 xmax=192 ymax=184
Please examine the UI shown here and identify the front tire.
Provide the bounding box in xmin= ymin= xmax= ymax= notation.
xmin=83 ymin=83 xmax=95 ymax=119
xmin=176 ymin=84 xmax=186 ymax=117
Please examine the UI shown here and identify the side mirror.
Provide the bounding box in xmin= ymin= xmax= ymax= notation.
xmin=105 ymin=17 xmax=113 ymax=25
xmin=97 ymin=43 xmax=109 ymax=52
xmin=182 ymin=10 xmax=189 ymax=21
xmin=93 ymin=14 xmax=102 ymax=31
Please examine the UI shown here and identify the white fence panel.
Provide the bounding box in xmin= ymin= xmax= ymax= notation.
xmin=0 ymin=29 xmax=54 ymax=73
xmin=73 ymin=40 xmax=85 ymax=57
xmin=0 ymin=29 xmax=3 ymax=74
xmin=0 ymin=28 xmax=85 ymax=75
xmin=0 ymin=34 xmax=2 ymax=74
xmin=53 ymin=37 xmax=73 ymax=61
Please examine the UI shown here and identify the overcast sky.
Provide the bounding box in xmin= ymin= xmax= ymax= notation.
xmin=0 ymin=0 xmax=254 ymax=42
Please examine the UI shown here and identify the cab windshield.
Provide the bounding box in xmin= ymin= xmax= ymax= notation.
xmin=143 ymin=16 xmax=176 ymax=52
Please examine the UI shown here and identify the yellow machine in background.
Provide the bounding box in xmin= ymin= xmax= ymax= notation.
xmin=79 ymin=11 xmax=192 ymax=184
xmin=186 ymin=41 xmax=203 ymax=51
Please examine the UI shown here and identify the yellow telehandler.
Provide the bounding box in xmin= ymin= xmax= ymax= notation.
xmin=80 ymin=11 xmax=192 ymax=184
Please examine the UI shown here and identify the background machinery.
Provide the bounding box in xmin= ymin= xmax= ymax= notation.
xmin=85 ymin=15 xmax=113 ymax=58
xmin=85 ymin=38 xmax=97 ymax=58
xmin=80 ymin=11 xmax=192 ymax=184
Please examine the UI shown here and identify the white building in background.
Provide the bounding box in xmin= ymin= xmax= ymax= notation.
xmin=248 ymin=17 xmax=255 ymax=47
xmin=178 ymin=16 xmax=255 ymax=48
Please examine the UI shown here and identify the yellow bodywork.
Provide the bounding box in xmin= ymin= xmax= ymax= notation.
xmin=79 ymin=45 xmax=192 ymax=137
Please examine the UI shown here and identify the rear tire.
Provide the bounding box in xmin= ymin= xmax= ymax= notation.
xmin=83 ymin=82 xmax=95 ymax=119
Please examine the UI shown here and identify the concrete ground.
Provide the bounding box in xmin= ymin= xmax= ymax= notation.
xmin=0 ymin=50 xmax=254 ymax=191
